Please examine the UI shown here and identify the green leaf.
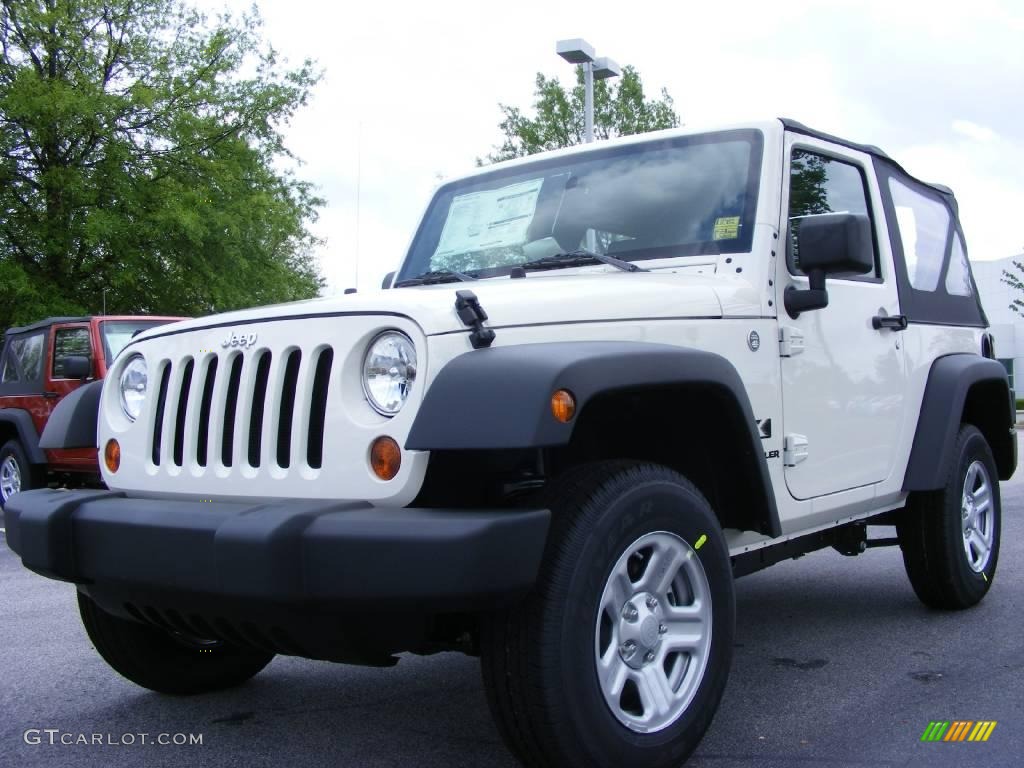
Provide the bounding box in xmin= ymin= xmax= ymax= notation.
xmin=483 ymin=64 xmax=680 ymax=163
xmin=0 ymin=0 xmax=324 ymax=329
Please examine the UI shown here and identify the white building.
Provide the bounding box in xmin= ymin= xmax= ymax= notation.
xmin=972 ymin=255 xmax=1024 ymax=392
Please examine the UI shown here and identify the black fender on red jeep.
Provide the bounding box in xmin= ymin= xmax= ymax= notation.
xmin=0 ymin=409 xmax=47 ymax=464
xmin=37 ymin=380 xmax=103 ymax=450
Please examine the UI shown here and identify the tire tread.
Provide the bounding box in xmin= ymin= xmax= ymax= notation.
xmin=898 ymin=424 xmax=999 ymax=610
xmin=482 ymin=461 xmax=726 ymax=767
xmin=78 ymin=593 xmax=273 ymax=695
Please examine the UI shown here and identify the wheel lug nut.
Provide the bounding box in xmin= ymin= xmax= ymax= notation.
xmin=620 ymin=641 xmax=637 ymax=660
xmin=622 ymin=603 xmax=639 ymax=622
xmin=645 ymin=595 xmax=658 ymax=610
xmin=659 ymin=623 xmax=667 ymax=634
xmin=644 ymin=651 xmax=656 ymax=664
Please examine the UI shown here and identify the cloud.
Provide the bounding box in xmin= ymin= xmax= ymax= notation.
xmin=952 ymin=120 xmax=998 ymax=143
xmin=219 ymin=0 xmax=1024 ymax=288
xmin=897 ymin=138 xmax=1024 ymax=260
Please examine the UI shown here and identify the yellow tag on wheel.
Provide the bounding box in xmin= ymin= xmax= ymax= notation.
xmin=694 ymin=534 xmax=708 ymax=550
xmin=713 ymin=216 xmax=740 ymax=240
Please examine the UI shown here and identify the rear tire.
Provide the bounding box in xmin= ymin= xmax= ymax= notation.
xmin=78 ymin=592 xmax=274 ymax=695
xmin=897 ymin=424 xmax=1000 ymax=609
xmin=0 ymin=439 xmax=43 ymax=509
xmin=481 ymin=461 xmax=734 ymax=768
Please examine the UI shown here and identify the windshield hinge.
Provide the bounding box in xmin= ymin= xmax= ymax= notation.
xmin=779 ymin=326 xmax=804 ymax=357
xmin=455 ymin=290 xmax=496 ymax=349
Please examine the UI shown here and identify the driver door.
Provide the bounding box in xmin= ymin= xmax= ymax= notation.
xmin=777 ymin=136 xmax=907 ymax=500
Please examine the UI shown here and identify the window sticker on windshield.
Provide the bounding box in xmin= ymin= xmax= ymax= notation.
xmin=433 ymin=178 xmax=544 ymax=259
xmin=713 ymin=216 xmax=741 ymax=240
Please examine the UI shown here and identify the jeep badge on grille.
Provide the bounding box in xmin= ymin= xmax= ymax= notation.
xmin=221 ymin=331 xmax=258 ymax=349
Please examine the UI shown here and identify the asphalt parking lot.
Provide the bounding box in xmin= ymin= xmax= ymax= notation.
xmin=2 ymin=447 xmax=1022 ymax=768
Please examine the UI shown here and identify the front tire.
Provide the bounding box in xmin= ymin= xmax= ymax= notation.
xmin=481 ymin=462 xmax=735 ymax=768
xmin=0 ymin=439 xmax=42 ymax=509
xmin=78 ymin=593 xmax=275 ymax=695
xmin=898 ymin=424 xmax=1000 ymax=609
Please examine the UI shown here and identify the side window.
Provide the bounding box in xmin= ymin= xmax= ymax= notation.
xmin=0 ymin=347 xmax=17 ymax=383
xmin=787 ymin=149 xmax=878 ymax=277
xmin=944 ymin=232 xmax=973 ymax=297
xmin=888 ymin=177 xmax=951 ymax=292
xmin=52 ymin=327 xmax=92 ymax=378
xmin=0 ymin=332 xmax=45 ymax=384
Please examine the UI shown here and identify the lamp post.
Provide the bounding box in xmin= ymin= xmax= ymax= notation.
xmin=555 ymin=38 xmax=621 ymax=143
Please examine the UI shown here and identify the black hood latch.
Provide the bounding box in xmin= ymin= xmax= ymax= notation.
xmin=455 ymin=290 xmax=496 ymax=349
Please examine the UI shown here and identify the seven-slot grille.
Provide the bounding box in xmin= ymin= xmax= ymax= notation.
xmin=150 ymin=346 xmax=334 ymax=471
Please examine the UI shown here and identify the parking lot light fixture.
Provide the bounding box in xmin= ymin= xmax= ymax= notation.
xmin=555 ymin=38 xmax=620 ymax=144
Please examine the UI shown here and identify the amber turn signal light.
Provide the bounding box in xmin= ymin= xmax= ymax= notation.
xmin=104 ymin=439 xmax=121 ymax=473
xmin=370 ymin=436 xmax=401 ymax=481
xmin=551 ymin=389 xmax=576 ymax=423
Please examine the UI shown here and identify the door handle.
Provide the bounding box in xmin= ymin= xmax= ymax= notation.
xmin=41 ymin=391 xmax=58 ymax=399
xmin=872 ymin=314 xmax=908 ymax=331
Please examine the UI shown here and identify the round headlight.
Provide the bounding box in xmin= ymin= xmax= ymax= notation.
xmin=362 ymin=332 xmax=417 ymax=416
xmin=119 ymin=354 xmax=148 ymax=422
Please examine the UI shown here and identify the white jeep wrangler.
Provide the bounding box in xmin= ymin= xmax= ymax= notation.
xmin=5 ymin=118 xmax=1015 ymax=768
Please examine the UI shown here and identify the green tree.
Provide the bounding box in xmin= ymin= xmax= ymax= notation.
xmin=0 ymin=0 xmax=323 ymax=330
xmin=1001 ymin=256 xmax=1024 ymax=315
xmin=788 ymin=150 xmax=831 ymax=217
xmin=483 ymin=65 xmax=679 ymax=163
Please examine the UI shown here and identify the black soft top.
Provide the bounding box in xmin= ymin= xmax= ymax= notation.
xmin=780 ymin=118 xmax=984 ymax=328
xmin=780 ymin=118 xmax=957 ymax=211
xmin=4 ymin=316 xmax=92 ymax=338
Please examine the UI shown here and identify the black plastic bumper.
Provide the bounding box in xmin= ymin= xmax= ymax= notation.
xmin=3 ymin=489 xmax=550 ymax=609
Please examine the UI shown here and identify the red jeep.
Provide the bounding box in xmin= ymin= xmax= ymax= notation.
xmin=0 ymin=315 xmax=184 ymax=507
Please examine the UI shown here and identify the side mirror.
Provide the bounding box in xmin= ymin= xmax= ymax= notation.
xmin=381 ymin=271 xmax=396 ymax=290
xmin=784 ymin=213 xmax=873 ymax=318
xmin=62 ymin=355 xmax=92 ymax=380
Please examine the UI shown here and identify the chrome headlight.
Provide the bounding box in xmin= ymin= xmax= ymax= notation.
xmin=119 ymin=354 xmax=148 ymax=422
xmin=362 ymin=332 xmax=417 ymax=416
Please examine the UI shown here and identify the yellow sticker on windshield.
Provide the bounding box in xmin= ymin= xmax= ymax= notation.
xmin=713 ymin=216 xmax=741 ymax=240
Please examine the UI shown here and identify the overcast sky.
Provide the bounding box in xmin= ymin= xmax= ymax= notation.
xmin=222 ymin=0 xmax=1024 ymax=293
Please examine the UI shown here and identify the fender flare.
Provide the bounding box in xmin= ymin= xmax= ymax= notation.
xmin=38 ymin=380 xmax=103 ymax=450
xmin=903 ymin=354 xmax=1016 ymax=490
xmin=407 ymin=341 xmax=780 ymax=536
xmin=0 ymin=408 xmax=46 ymax=464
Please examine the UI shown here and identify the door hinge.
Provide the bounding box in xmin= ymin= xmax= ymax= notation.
xmin=783 ymin=434 xmax=809 ymax=466
xmin=779 ymin=326 xmax=804 ymax=357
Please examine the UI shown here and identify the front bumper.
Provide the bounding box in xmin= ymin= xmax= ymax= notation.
xmin=4 ymin=489 xmax=549 ymax=660
xmin=5 ymin=488 xmax=549 ymax=605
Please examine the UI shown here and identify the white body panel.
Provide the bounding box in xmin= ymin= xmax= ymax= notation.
xmin=776 ymin=134 xmax=907 ymax=500
xmin=102 ymin=315 xmax=432 ymax=506
xmin=96 ymin=117 xmax=990 ymax=553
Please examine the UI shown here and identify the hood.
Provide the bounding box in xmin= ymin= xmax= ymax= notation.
xmin=133 ymin=271 xmax=761 ymax=341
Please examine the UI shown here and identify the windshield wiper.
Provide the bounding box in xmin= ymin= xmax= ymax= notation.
xmin=393 ymin=269 xmax=478 ymax=287
xmin=519 ymin=249 xmax=648 ymax=273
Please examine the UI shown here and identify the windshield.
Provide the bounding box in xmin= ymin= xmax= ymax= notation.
xmin=101 ymin=320 xmax=174 ymax=366
xmin=398 ymin=129 xmax=763 ymax=281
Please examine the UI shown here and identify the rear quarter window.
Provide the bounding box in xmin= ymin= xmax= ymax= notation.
xmin=889 ymin=177 xmax=951 ymax=292
xmin=1 ymin=331 xmax=46 ymax=385
xmin=875 ymin=160 xmax=984 ymax=327
xmin=0 ymin=331 xmax=47 ymax=393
